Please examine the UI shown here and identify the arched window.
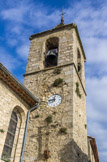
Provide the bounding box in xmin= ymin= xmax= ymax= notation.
xmin=2 ymin=110 xmax=21 ymax=161
xmin=44 ymin=37 xmax=59 ymax=68
xmin=78 ymin=63 xmax=81 ymax=72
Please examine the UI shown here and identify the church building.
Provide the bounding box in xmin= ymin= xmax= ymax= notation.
xmin=0 ymin=16 xmax=99 ymax=162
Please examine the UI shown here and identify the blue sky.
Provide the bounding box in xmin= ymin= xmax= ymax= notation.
xmin=0 ymin=0 xmax=107 ymax=161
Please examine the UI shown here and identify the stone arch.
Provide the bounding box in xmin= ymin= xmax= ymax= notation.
xmin=13 ymin=105 xmax=25 ymax=121
xmin=44 ymin=37 xmax=59 ymax=68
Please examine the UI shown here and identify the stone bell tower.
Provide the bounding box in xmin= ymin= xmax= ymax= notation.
xmin=24 ymin=18 xmax=88 ymax=161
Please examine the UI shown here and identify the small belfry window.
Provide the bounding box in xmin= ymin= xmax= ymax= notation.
xmin=78 ymin=63 xmax=81 ymax=72
xmin=2 ymin=111 xmax=18 ymax=161
xmin=44 ymin=37 xmax=59 ymax=68
xmin=77 ymin=48 xmax=82 ymax=77
xmin=77 ymin=48 xmax=81 ymax=59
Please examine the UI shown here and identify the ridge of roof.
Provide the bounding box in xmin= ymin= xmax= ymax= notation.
xmin=29 ymin=23 xmax=86 ymax=61
xmin=0 ymin=63 xmax=39 ymax=106
xmin=30 ymin=23 xmax=75 ymax=39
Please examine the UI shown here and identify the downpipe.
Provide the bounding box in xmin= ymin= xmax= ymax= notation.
xmin=20 ymin=101 xmax=40 ymax=162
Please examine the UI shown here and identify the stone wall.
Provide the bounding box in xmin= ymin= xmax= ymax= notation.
xmin=0 ymin=80 xmax=28 ymax=162
xmin=73 ymin=67 xmax=88 ymax=155
xmin=24 ymin=65 xmax=73 ymax=161
xmin=24 ymin=64 xmax=88 ymax=162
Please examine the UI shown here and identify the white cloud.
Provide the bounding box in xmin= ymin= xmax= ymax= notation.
xmin=7 ymin=38 xmax=18 ymax=47
xmin=86 ymin=77 xmax=107 ymax=111
xmin=86 ymin=76 xmax=107 ymax=161
xmin=100 ymin=151 xmax=107 ymax=160
xmin=0 ymin=1 xmax=60 ymax=31
xmin=16 ymin=44 xmax=29 ymax=60
xmin=0 ymin=47 xmax=20 ymax=71
xmin=84 ymin=38 xmax=107 ymax=63
xmin=1 ymin=7 xmax=25 ymax=22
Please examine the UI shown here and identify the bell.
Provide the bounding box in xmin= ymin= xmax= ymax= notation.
xmin=45 ymin=49 xmax=58 ymax=67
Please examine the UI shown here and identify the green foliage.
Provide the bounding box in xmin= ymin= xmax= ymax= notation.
xmin=53 ymin=111 xmax=56 ymax=115
xmin=53 ymin=68 xmax=61 ymax=75
xmin=0 ymin=129 xmax=4 ymax=133
xmin=75 ymin=82 xmax=82 ymax=98
xmin=59 ymin=128 xmax=67 ymax=134
xmin=3 ymin=159 xmax=10 ymax=162
xmin=53 ymin=78 xmax=63 ymax=87
xmin=55 ymin=23 xmax=65 ymax=28
xmin=35 ymin=114 xmax=40 ymax=118
xmin=1 ymin=152 xmax=10 ymax=162
xmin=76 ymin=82 xmax=79 ymax=87
xmin=45 ymin=115 xmax=52 ymax=124
xmin=85 ymin=124 xmax=87 ymax=129
xmin=78 ymin=94 xmax=81 ymax=98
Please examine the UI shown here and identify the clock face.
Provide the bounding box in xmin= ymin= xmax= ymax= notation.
xmin=48 ymin=94 xmax=62 ymax=107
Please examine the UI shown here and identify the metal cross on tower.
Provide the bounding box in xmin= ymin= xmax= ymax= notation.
xmin=60 ymin=8 xmax=65 ymax=24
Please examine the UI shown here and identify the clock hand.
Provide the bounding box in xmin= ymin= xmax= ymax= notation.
xmin=48 ymin=99 xmax=54 ymax=102
xmin=48 ymin=98 xmax=55 ymax=103
xmin=54 ymin=96 xmax=56 ymax=101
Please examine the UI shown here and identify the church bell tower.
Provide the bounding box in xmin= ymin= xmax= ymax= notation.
xmin=24 ymin=18 xmax=88 ymax=161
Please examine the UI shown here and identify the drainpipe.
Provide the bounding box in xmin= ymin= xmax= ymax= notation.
xmin=20 ymin=101 xmax=40 ymax=162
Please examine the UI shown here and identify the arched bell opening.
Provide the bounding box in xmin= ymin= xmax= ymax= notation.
xmin=44 ymin=37 xmax=59 ymax=68
xmin=77 ymin=48 xmax=82 ymax=78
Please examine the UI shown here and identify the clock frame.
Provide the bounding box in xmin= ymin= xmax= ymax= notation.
xmin=48 ymin=94 xmax=62 ymax=107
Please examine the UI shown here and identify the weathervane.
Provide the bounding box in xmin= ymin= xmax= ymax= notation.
xmin=60 ymin=8 xmax=65 ymax=24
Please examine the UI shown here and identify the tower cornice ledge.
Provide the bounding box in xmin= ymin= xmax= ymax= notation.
xmin=29 ymin=23 xmax=86 ymax=61
xmin=24 ymin=62 xmax=87 ymax=96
